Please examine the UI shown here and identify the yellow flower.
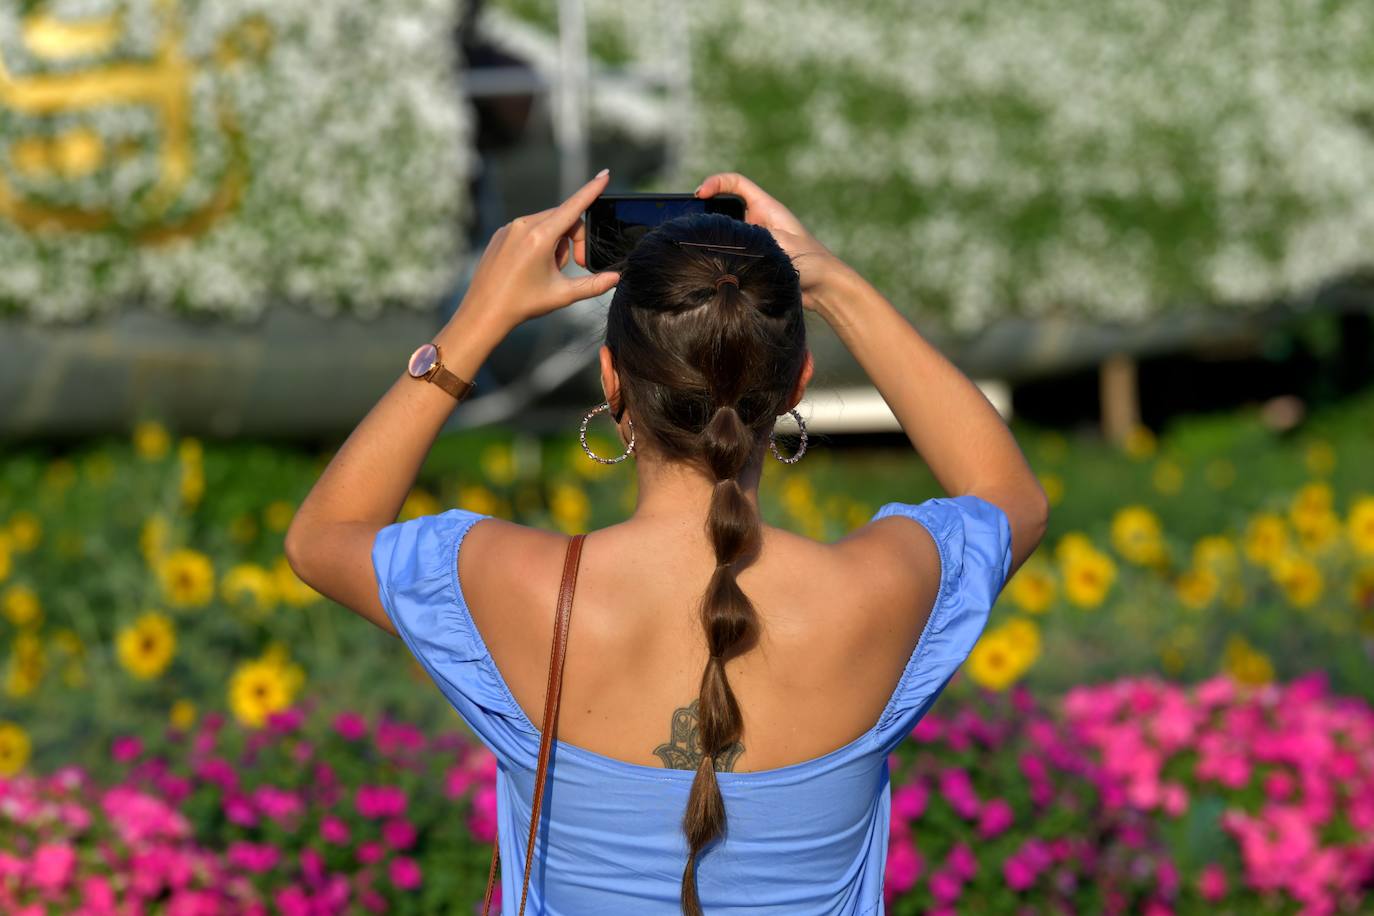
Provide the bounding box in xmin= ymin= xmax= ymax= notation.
xmin=4 ymin=634 xmax=45 ymax=698
xmin=1294 ymin=510 xmax=1341 ymax=553
xmin=572 ymin=439 xmax=617 ymax=479
xmin=170 ymin=699 xmax=198 ymax=731
xmin=156 ymin=548 xmax=215 ymax=608
xmin=6 ymin=511 xmax=42 ymax=553
xmin=180 ymin=463 xmax=205 ymax=509
xmin=264 ymin=500 xmax=297 ymax=533
xmin=1204 ymin=459 xmax=1236 ymax=490
xmin=780 ymin=476 xmax=816 ymax=519
xmin=1054 ymin=532 xmax=1096 ymax=564
xmin=1002 ymin=617 xmax=1042 ymax=663
xmin=178 ymin=437 xmax=203 ymax=466
xmin=1151 ymin=459 xmax=1184 ymax=496
xmin=42 ymin=458 xmax=77 ymax=492
xmin=1061 ymin=546 xmax=1117 ymax=609
xmin=480 ymin=442 xmax=517 ymax=485
xmin=2 ymin=585 xmax=42 ymax=628
xmin=1270 ymin=554 xmax=1323 ymax=608
xmin=965 ymin=628 xmax=1027 ymax=691
xmin=1290 ymin=482 xmax=1333 ymax=518
xmin=549 ymin=480 xmax=590 ymax=534
xmin=0 ymin=721 xmax=31 ymax=776
xmin=1122 ymin=425 xmax=1157 ymax=459
xmin=1175 ymin=567 xmax=1219 ymax=609
xmin=1192 ymin=536 xmax=1239 ymax=578
xmin=458 ymin=485 xmax=501 ymax=517
xmin=133 ymin=420 xmax=171 ymax=460
xmin=228 ymin=513 xmax=258 ymax=545
xmin=273 ymin=555 xmax=321 ymax=607
xmin=52 ymin=629 xmax=83 ymax=657
xmin=1038 ymin=473 xmax=1064 ymax=507
xmin=1007 ymin=562 xmax=1056 ymax=614
xmin=116 ymin=612 xmax=177 ymax=680
xmin=1110 ymin=506 xmax=1167 ymax=566
xmin=1243 ymin=514 xmax=1289 ymax=568
xmin=1304 ymin=440 xmax=1336 ymax=477
xmin=140 ymin=514 xmax=171 ymax=566
xmin=221 ymin=564 xmax=277 ymax=616
xmin=228 ymin=653 xmax=301 ymax=728
xmin=1223 ymin=635 xmax=1274 ymax=686
xmin=0 ymin=537 xmax=11 ymax=585
xmin=399 ymin=489 xmax=442 ymax=522
xmin=82 ymin=451 xmax=115 ymax=487
xmin=1348 ymin=497 xmax=1374 ymax=557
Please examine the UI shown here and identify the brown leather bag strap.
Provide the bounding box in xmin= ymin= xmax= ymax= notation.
xmin=482 ymin=533 xmax=585 ymax=916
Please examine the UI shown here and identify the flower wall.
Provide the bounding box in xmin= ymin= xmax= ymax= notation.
xmin=0 ymin=0 xmax=473 ymax=323
xmin=496 ymin=0 xmax=1374 ymax=330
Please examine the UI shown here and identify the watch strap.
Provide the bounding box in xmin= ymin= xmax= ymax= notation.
xmin=429 ymin=364 xmax=476 ymax=403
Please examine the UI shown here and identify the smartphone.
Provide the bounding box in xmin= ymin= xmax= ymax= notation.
xmin=584 ymin=193 xmax=747 ymax=272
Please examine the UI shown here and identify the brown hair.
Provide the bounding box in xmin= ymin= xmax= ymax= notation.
xmin=600 ymin=212 xmax=807 ymax=913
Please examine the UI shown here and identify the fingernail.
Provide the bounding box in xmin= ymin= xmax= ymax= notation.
xmin=693 ymin=183 xmax=703 ymax=196
xmin=596 ymin=167 xmax=609 ymax=178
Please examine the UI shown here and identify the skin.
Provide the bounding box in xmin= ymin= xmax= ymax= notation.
xmin=286 ymin=170 xmax=1048 ymax=773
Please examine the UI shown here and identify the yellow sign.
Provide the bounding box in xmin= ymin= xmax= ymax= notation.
xmin=0 ymin=0 xmax=271 ymax=243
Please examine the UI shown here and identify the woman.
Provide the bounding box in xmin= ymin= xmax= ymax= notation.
xmin=285 ymin=169 xmax=1049 ymax=914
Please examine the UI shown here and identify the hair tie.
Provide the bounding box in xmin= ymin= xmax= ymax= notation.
xmin=714 ymin=273 xmax=740 ymax=291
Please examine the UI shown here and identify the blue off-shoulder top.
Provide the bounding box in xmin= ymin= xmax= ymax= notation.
xmin=371 ymin=496 xmax=1012 ymax=915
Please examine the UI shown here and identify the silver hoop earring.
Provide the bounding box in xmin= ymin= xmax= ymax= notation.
xmin=580 ymin=401 xmax=635 ymax=464
xmin=769 ymin=408 xmax=808 ymax=463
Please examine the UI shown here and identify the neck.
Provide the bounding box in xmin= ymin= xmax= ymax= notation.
xmin=627 ymin=448 xmax=765 ymax=523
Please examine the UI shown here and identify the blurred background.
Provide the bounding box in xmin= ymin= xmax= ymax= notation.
xmin=1 ymin=1 xmax=1372 ymax=913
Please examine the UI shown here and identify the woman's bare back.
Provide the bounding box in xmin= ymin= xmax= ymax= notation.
xmin=458 ymin=512 xmax=941 ymax=773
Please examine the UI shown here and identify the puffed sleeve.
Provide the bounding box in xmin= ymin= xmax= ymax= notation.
xmin=867 ymin=495 xmax=1013 ymax=753
xmin=371 ymin=508 xmax=536 ymax=763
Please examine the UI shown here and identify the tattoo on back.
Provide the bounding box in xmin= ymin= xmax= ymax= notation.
xmin=653 ymin=699 xmax=745 ymax=771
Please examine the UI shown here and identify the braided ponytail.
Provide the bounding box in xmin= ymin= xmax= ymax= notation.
xmin=680 ymin=399 xmax=762 ymax=915
xmin=601 ymin=210 xmax=807 ymax=913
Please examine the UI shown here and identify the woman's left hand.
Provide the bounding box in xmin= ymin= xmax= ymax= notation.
xmin=457 ymin=169 xmax=621 ymax=332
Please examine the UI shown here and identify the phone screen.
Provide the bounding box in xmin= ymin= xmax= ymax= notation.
xmin=585 ymin=193 xmax=746 ymax=271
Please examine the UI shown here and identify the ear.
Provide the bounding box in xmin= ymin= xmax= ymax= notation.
xmin=787 ymin=350 xmax=815 ymax=411
xmin=599 ymin=345 xmax=622 ymax=410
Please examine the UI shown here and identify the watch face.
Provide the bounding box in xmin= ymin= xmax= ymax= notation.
xmin=408 ymin=344 xmax=438 ymax=378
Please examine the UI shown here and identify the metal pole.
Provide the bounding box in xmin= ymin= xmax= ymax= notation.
xmin=556 ymin=0 xmax=590 ymax=196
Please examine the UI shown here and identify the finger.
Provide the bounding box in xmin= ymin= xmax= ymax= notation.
xmin=555 ymin=236 xmax=571 ymax=270
xmin=561 ymin=270 xmax=620 ymax=302
xmin=540 ymin=168 xmax=611 ymax=239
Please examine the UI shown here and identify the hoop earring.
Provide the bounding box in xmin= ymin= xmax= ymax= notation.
xmin=580 ymin=401 xmax=635 ymax=464
xmin=769 ymin=408 xmax=808 ymax=463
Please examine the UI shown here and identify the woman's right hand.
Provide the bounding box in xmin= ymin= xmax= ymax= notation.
xmin=694 ymin=172 xmax=857 ymax=314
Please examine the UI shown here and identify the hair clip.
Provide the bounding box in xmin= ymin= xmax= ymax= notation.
xmin=670 ymin=239 xmax=766 ymax=258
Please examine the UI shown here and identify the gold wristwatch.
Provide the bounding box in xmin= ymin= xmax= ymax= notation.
xmin=407 ymin=343 xmax=476 ymax=403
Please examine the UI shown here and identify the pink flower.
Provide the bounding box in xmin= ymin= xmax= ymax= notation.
xmin=467 ymin=784 xmax=499 ymax=843
xmin=112 ymin=736 xmax=143 ymax=763
xmin=885 ymin=839 xmax=923 ymax=892
xmin=320 ymin=816 xmax=350 ymax=845
xmin=928 ymin=867 xmax=962 ymax=904
xmin=389 ymin=856 xmax=422 ymax=891
xmin=223 ymin=793 xmax=259 ymax=827
xmin=333 ymin=712 xmax=368 ymax=741
xmin=977 ymin=798 xmax=1014 ymax=839
xmin=383 ymin=817 xmax=418 ymax=850
xmin=355 ymin=785 xmax=407 ymax=819
xmin=31 ymin=843 xmax=76 ymax=893
xmin=891 ymin=782 xmax=929 ymax=821
xmin=1198 ymin=863 xmax=1227 ymax=902
xmin=1003 ymin=853 xmax=1037 ymax=891
xmin=227 ymin=841 xmax=281 ymax=874
xmin=356 ymin=842 xmax=385 ymax=866
xmin=267 ymin=707 xmax=305 ymax=734
xmin=936 ymin=767 xmax=980 ymax=820
xmin=252 ymin=786 xmax=303 ymax=825
xmin=946 ymin=843 xmax=977 ymax=882
xmin=81 ymin=875 xmax=115 ymax=910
